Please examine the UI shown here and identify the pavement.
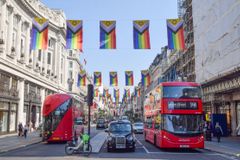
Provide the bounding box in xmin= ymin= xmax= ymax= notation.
xmin=0 ymin=130 xmax=240 ymax=158
xmin=0 ymin=131 xmax=42 ymax=153
xmin=205 ymin=136 xmax=240 ymax=157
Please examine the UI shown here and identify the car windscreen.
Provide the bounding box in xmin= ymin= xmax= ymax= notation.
xmin=109 ymin=123 xmax=132 ymax=132
xmin=134 ymin=123 xmax=143 ymax=127
xmin=97 ymin=119 xmax=104 ymax=123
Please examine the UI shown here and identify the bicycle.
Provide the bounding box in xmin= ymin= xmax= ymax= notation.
xmin=65 ymin=133 xmax=92 ymax=156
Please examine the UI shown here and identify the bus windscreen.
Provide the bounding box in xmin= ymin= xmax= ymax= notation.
xmin=163 ymin=114 xmax=203 ymax=135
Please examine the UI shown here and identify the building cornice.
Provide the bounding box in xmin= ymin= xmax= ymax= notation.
xmin=201 ymin=67 xmax=240 ymax=87
xmin=15 ymin=0 xmax=66 ymax=37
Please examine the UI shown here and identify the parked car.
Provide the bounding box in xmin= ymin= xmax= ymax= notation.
xmin=121 ymin=116 xmax=129 ymax=121
xmin=96 ymin=118 xmax=107 ymax=129
xmin=105 ymin=120 xmax=135 ymax=152
xmin=133 ymin=122 xmax=144 ymax=134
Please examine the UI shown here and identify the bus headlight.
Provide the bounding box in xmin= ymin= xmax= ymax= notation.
xmin=163 ymin=135 xmax=170 ymax=141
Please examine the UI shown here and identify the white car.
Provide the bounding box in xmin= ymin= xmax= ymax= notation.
xmin=133 ymin=122 xmax=144 ymax=134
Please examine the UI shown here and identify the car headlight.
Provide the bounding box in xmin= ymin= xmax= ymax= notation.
xmin=127 ymin=135 xmax=134 ymax=141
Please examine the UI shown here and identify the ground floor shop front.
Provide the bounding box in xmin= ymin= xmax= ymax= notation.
xmin=0 ymin=101 xmax=18 ymax=134
xmin=202 ymin=69 xmax=240 ymax=136
xmin=0 ymin=70 xmax=55 ymax=135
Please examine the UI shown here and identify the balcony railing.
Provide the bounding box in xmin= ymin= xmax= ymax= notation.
xmin=24 ymin=93 xmax=41 ymax=103
xmin=0 ymin=88 xmax=19 ymax=98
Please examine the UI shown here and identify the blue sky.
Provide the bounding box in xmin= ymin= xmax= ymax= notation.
xmin=41 ymin=0 xmax=178 ymax=98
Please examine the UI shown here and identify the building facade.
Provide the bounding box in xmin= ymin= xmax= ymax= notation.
xmin=0 ymin=0 xmax=87 ymax=135
xmin=193 ymin=0 xmax=240 ymax=135
xmin=175 ymin=0 xmax=196 ymax=82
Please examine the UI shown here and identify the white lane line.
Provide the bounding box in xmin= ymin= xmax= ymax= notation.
xmin=136 ymin=137 xmax=230 ymax=155
xmin=136 ymin=138 xmax=150 ymax=154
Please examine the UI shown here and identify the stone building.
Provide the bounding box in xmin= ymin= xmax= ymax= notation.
xmin=193 ymin=0 xmax=240 ymax=135
xmin=174 ymin=0 xmax=196 ymax=82
xmin=0 ymin=0 xmax=88 ymax=135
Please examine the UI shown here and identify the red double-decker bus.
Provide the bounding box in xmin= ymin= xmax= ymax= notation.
xmin=144 ymin=82 xmax=204 ymax=148
xmin=42 ymin=93 xmax=84 ymax=142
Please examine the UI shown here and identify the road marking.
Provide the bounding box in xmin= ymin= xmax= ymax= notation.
xmin=136 ymin=138 xmax=150 ymax=154
xmin=216 ymin=153 xmax=240 ymax=160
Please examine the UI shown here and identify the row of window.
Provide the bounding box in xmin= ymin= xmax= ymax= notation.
xmin=37 ymin=50 xmax=52 ymax=65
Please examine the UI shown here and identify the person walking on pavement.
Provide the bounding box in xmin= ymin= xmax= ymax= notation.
xmin=18 ymin=122 xmax=23 ymax=137
xmin=23 ymin=124 xmax=28 ymax=138
xmin=236 ymin=123 xmax=240 ymax=136
xmin=215 ymin=122 xmax=223 ymax=143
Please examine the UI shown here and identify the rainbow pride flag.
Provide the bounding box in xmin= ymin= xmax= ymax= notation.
xmin=167 ymin=18 xmax=185 ymax=50
xmin=125 ymin=71 xmax=134 ymax=86
xmin=133 ymin=20 xmax=150 ymax=49
xmin=31 ymin=18 xmax=48 ymax=50
xmin=103 ymin=89 xmax=109 ymax=98
xmin=124 ymin=89 xmax=130 ymax=98
xmin=94 ymin=72 xmax=102 ymax=86
xmin=77 ymin=70 xmax=86 ymax=86
xmin=137 ymin=88 xmax=141 ymax=97
xmin=134 ymin=87 xmax=141 ymax=97
xmin=94 ymin=88 xmax=99 ymax=97
xmin=110 ymin=72 xmax=118 ymax=86
xmin=100 ymin=21 xmax=116 ymax=49
xmin=115 ymin=97 xmax=119 ymax=104
xmin=66 ymin=20 xmax=83 ymax=50
xmin=114 ymin=89 xmax=120 ymax=99
xmin=141 ymin=70 xmax=151 ymax=87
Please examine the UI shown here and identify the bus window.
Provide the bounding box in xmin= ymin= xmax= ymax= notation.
xmin=145 ymin=117 xmax=153 ymax=128
xmin=52 ymin=99 xmax=72 ymax=131
xmin=154 ymin=114 xmax=161 ymax=129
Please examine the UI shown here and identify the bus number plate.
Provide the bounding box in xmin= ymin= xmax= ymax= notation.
xmin=180 ymin=145 xmax=189 ymax=148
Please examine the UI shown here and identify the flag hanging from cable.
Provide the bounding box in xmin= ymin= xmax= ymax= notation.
xmin=124 ymin=88 xmax=131 ymax=98
xmin=100 ymin=20 xmax=116 ymax=49
xmin=66 ymin=20 xmax=83 ymax=51
xmin=94 ymin=88 xmax=99 ymax=97
xmin=114 ymin=88 xmax=120 ymax=99
xmin=77 ymin=70 xmax=86 ymax=86
xmin=133 ymin=20 xmax=150 ymax=49
xmin=125 ymin=71 xmax=134 ymax=86
xmin=103 ymin=88 xmax=109 ymax=98
xmin=167 ymin=18 xmax=185 ymax=50
xmin=141 ymin=70 xmax=151 ymax=87
xmin=94 ymin=72 xmax=102 ymax=86
xmin=110 ymin=72 xmax=118 ymax=86
xmin=31 ymin=17 xmax=48 ymax=50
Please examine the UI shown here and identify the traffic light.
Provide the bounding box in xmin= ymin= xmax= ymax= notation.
xmin=87 ymin=84 xmax=94 ymax=106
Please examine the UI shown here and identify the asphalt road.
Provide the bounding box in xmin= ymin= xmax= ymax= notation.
xmin=0 ymin=128 xmax=239 ymax=160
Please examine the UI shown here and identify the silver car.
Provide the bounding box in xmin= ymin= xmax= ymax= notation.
xmin=133 ymin=122 xmax=144 ymax=134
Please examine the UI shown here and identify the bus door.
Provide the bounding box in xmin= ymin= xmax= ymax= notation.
xmin=155 ymin=113 xmax=162 ymax=147
xmin=145 ymin=117 xmax=153 ymax=141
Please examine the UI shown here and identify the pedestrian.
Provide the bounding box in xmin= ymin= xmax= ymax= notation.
xmin=215 ymin=122 xmax=223 ymax=143
xmin=236 ymin=123 xmax=240 ymax=136
xmin=18 ymin=122 xmax=23 ymax=137
xmin=23 ymin=124 xmax=28 ymax=138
